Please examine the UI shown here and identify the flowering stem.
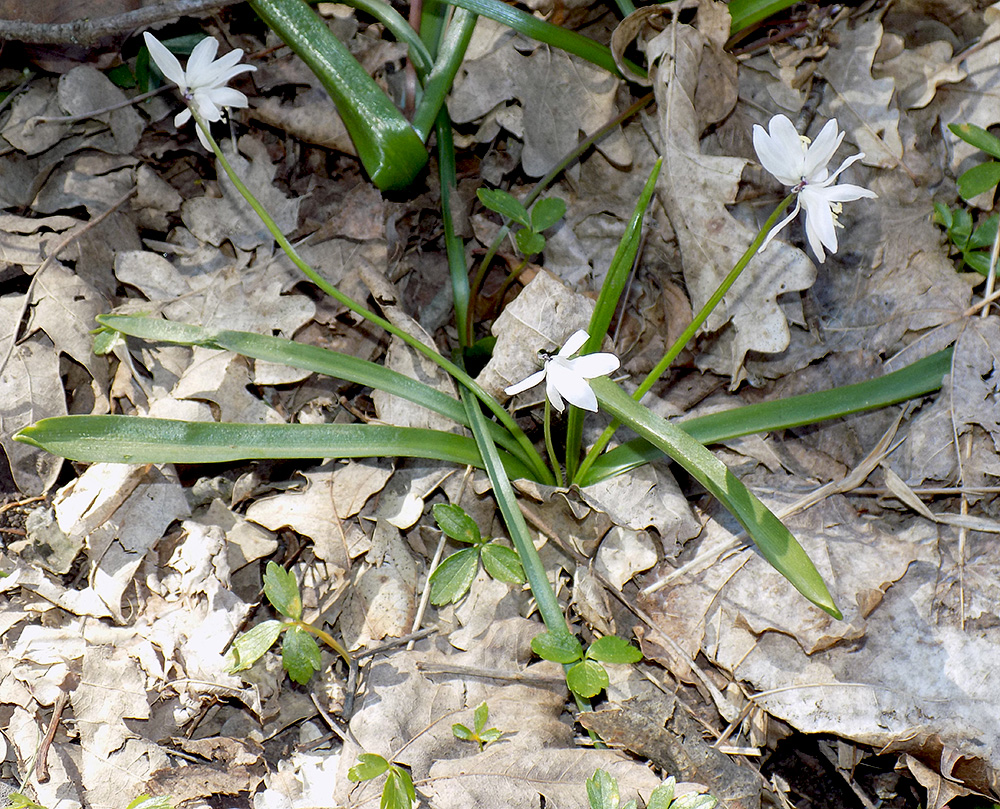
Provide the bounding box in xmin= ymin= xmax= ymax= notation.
xmin=543 ymin=399 xmax=564 ymax=488
xmin=574 ymin=193 xmax=795 ymax=484
xmin=191 ymin=112 xmax=553 ymax=485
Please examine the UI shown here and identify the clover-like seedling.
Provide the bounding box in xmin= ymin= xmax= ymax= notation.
xmin=933 ymin=203 xmax=998 ymax=278
xmin=226 ymin=561 xmax=342 ymax=685
xmin=429 ymin=503 xmax=525 ymax=605
xmin=452 ymin=701 xmax=503 ymax=750
xmin=348 ymin=753 xmax=416 ymax=809
xmin=477 ymin=188 xmax=566 ymax=257
xmin=587 ymin=771 xmax=718 ymax=809
xmin=531 ymin=631 xmax=643 ymax=699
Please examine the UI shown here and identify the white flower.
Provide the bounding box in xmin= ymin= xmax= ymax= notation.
xmin=504 ymin=329 xmax=620 ymax=413
xmin=753 ymin=114 xmax=877 ymax=262
xmin=144 ymin=32 xmax=256 ymax=148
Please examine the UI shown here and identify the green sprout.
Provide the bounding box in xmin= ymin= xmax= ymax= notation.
xmin=348 ymin=753 xmax=416 ymax=809
xmin=452 ymin=701 xmax=503 ymax=750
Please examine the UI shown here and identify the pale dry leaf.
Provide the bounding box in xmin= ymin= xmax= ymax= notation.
xmin=817 ymin=17 xmax=903 ymax=168
xmin=0 ymin=213 xmax=77 ymax=271
xmin=904 ymin=755 xmax=974 ymax=809
xmin=375 ymin=463 xmax=454 ymax=529
xmin=171 ymin=348 xmax=285 ymax=424
xmin=33 ymin=152 xmax=136 ymax=216
xmin=647 ymin=17 xmax=816 ymax=381
xmin=873 ymin=38 xmax=965 ymax=110
xmin=57 ymin=65 xmax=143 ymax=154
xmin=2 ymin=79 xmax=70 ymax=154
xmin=572 ymin=563 xmax=615 ymax=635
xmin=594 ymin=525 xmax=658 ymax=589
xmin=949 ymin=318 xmax=1000 ymax=489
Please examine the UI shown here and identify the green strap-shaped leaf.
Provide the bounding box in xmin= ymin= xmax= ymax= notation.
xmin=14 ymin=416 xmax=533 ymax=480
xmin=591 ymin=377 xmax=841 ymax=618
xmin=250 ymin=0 xmax=427 ymax=190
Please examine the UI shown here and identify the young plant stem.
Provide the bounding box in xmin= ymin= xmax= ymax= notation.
xmin=192 ymin=112 xmax=553 ymax=485
xmin=543 ymin=399 xmax=564 ymax=488
xmin=411 ymin=8 xmax=477 ymax=141
xmin=573 ymin=193 xmax=795 ymax=484
xmin=436 ymin=108 xmax=472 ymax=347
xmin=465 ymin=92 xmax=655 ymax=344
xmin=295 ymin=619 xmax=352 ymax=666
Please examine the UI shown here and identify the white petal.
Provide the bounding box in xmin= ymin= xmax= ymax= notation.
xmin=545 ymin=373 xmax=567 ymax=412
xmin=144 ymin=33 xmax=186 ymax=88
xmin=758 ymin=197 xmax=801 ymax=253
xmin=822 ymin=151 xmax=867 ymax=186
xmin=558 ymin=329 xmax=589 ymax=358
xmin=547 ymin=362 xmax=597 ymax=411
xmin=753 ymin=119 xmax=801 ymax=187
xmin=569 ymin=352 xmax=619 ymax=380
xmin=799 ymin=189 xmax=837 ymax=262
xmin=195 ymin=120 xmax=213 ymax=150
xmin=818 ymin=183 xmax=877 ymax=203
xmin=801 ymin=119 xmax=844 ymax=181
xmin=173 ymin=108 xmax=192 ymax=127
xmin=209 ymin=87 xmax=249 ymax=109
xmin=192 ymin=93 xmax=223 ymax=122
xmin=200 ymin=49 xmax=251 ymax=87
xmin=187 ymin=36 xmax=220 ymax=79
xmin=504 ymin=369 xmax=546 ymax=397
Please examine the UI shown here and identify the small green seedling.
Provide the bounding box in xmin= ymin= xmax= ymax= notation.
xmin=226 ymin=561 xmax=348 ymax=685
xmin=587 ymin=770 xmax=718 ymax=809
xmin=5 ymin=793 xmax=174 ymax=809
xmin=477 ymin=188 xmax=566 ymax=257
xmin=933 ymin=203 xmax=998 ymax=276
xmin=950 ymin=123 xmax=1000 ymax=200
xmin=452 ymin=701 xmax=503 ymax=750
xmin=429 ymin=503 xmax=525 ymax=605
xmin=531 ymin=631 xmax=643 ymax=699
xmin=348 ymin=753 xmax=416 ymax=809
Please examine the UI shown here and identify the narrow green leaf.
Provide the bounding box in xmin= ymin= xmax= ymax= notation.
xmin=249 ymin=0 xmax=427 ymax=190
xmin=727 ymin=0 xmax=798 ymax=35
xmin=480 ymin=543 xmax=525 ymax=584
xmin=530 ymin=197 xmax=566 ymax=232
xmin=384 ymin=767 xmax=415 ymax=809
xmin=587 ymin=769 xmax=620 ymax=809
xmin=126 ymin=796 xmax=174 ymax=809
xmin=478 ymin=188 xmax=530 ymax=227
xmin=349 ymin=753 xmax=390 ymax=782
xmin=586 ymin=635 xmax=642 ymax=664
xmin=432 ymin=502 xmax=481 ymax=544
xmin=515 ymin=229 xmax=546 ymax=256
xmin=226 ymin=619 xmax=284 ymax=672
xmin=15 ymin=417 xmax=533 ymax=481
xmin=647 ymin=778 xmax=676 ymax=809
xmin=473 ymin=701 xmax=490 ymax=733
xmin=957 ymin=161 xmax=1000 ymax=199
xmin=566 ymin=659 xmax=609 ymax=699
xmin=591 ymin=377 xmax=841 ymax=618
xmin=428 ymin=548 xmax=479 ymax=605
xmin=263 ymin=561 xmax=302 ymax=620
xmin=949 ymin=123 xmax=1000 ymax=160
xmin=282 ymin=625 xmax=322 ymax=684
xmin=531 ymin=630 xmax=584 ymax=664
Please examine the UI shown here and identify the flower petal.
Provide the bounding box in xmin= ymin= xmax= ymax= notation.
xmin=799 ymin=188 xmax=838 ymax=262
xmin=504 ymin=369 xmax=546 ymax=397
xmin=755 ymin=115 xmax=807 ymax=185
xmin=208 ymin=87 xmax=249 ymax=110
xmin=801 ymin=118 xmax=844 ymax=181
xmin=558 ymin=329 xmax=589 ymax=358
xmin=187 ymin=36 xmax=220 ymax=79
xmin=569 ymin=352 xmax=620 ymax=380
xmin=144 ymin=33 xmax=186 ymax=88
xmin=173 ymin=108 xmax=192 ymax=127
xmin=545 ymin=372 xmax=567 ymax=412
xmin=547 ymin=361 xmax=597 ymax=411
xmin=758 ymin=197 xmax=801 ymax=253
xmin=818 ymin=183 xmax=877 ymax=203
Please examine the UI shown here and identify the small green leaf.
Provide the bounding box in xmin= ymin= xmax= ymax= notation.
xmin=92 ymin=327 xmax=125 ymax=356
xmin=471 ymin=701 xmax=488 ymax=733
xmin=622 ymin=802 xmax=638 ymax=809
xmin=969 ymin=213 xmax=999 ymax=249
xmin=964 ymin=250 xmax=994 ymax=276
xmin=452 ymin=723 xmax=474 ymax=741
xmin=477 ymin=187 xmax=531 ymax=227
xmin=226 ymin=619 xmax=285 ymax=672
xmin=957 ymin=161 xmax=1000 ymax=199
xmin=432 ymin=503 xmax=482 ymax=545
xmin=530 ymin=197 xmax=566 ymax=231
xmin=586 ymin=635 xmax=643 ymax=665
xmin=515 ymin=228 xmax=546 ymax=256
xmin=282 ymin=625 xmax=322 ymax=684
xmin=531 ymin=630 xmax=584 ymax=664
xmin=951 ymin=207 xmax=973 ymax=242
xmin=566 ymin=659 xmax=609 ymax=699
xmin=349 ymin=753 xmax=390 ymax=782
xmin=479 ymin=728 xmax=502 ymax=745
xmin=647 ymin=777 xmax=675 ymax=809
xmin=384 ymin=766 xmax=416 ymax=809
xmin=429 ymin=547 xmax=479 ymax=605
xmin=126 ymin=796 xmax=174 ymax=809
xmin=671 ymin=795 xmax=718 ymax=809
xmin=263 ymin=561 xmax=302 ymax=620
xmin=949 ymin=123 xmax=1000 ymax=160
xmin=587 ymin=769 xmax=620 ymax=809
xmin=481 ymin=543 xmax=525 ymax=583
xmin=932 ymin=202 xmax=952 ymax=229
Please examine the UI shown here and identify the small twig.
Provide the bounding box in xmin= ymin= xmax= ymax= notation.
xmin=415 ymin=661 xmax=564 ymax=685
xmin=29 ymin=87 xmax=168 ymax=128
xmin=35 ymin=691 xmax=69 ymax=783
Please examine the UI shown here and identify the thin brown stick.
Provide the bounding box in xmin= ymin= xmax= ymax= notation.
xmin=35 ymin=691 xmax=69 ymax=783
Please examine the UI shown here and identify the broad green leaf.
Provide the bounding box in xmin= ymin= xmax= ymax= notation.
xmin=428 ymin=548 xmax=479 ymax=605
xmin=126 ymin=796 xmax=174 ymax=809
xmin=965 ymin=250 xmax=995 ymax=276
xmin=249 ymin=0 xmax=426 ymax=190
xmin=282 ymin=625 xmax=322 ymax=684
xmin=949 ymin=122 xmax=1000 ymax=160
xmin=586 ymin=635 xmax=642 ymax=664
xmin=968 ymin=214 xmax=999 ymax=249
xmin=349 ymin=753 xmax=390 ymax=782
xmin=263 ymin=561 xmax=302 ymax=620
xmin=647 ymin=777 xmax=675 ymax=809
xmin=591 ymin=377 xmax=841 ymax=618
xmin=473 ymin=701 xmax=489 ymax=733
xmin=481 ymin=543 xmax=525 ymax=584
xmin=530 ymin=197 xmax=567 ymax=232
xmin=384 ymin=767 xmax=416 ymax=809
xmin=515 ymin=228 xmax=546 ymax=256
xmin=432 ymin=503 xmax=481 ymax=544
xmin=587 ymin=769 xmax=620 ymax=809
xmin=531 ymin=630 xmax=583 ymax=664
xmin=957 ymin=161 xmax=1000 ymax=199
xmin=14 ymin=417 xmax=533 ymax=481
xmin=566 ymin=659 xmax=609 ymax=699
xmin=226 ymin=619 xmax=284 ymax=672
xmin=452 ymin=723 xmax=474 ymax=741
xmin=477 ymin=188 xmax=530 ymax=227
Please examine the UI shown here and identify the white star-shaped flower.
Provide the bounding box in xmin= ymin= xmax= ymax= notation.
xmin=144 ymin=32 xmax=256 ymax=149
xmin=504 ymin=330 xmax=620 ymax=413
xmin=753 ymin=114 xmax=877 ymax=263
